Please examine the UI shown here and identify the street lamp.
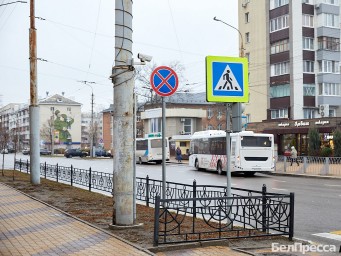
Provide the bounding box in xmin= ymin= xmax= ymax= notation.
xmin=78 ymin=81 xmax=95 ymax=157
xmin=213 ymin=16 xmax=245 ymax=58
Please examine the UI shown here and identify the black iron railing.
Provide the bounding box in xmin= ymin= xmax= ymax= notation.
xmin=14 ymin=159 xmax=294 ymax=245
xmin=153 ymin=192 xmax=294 ymax=245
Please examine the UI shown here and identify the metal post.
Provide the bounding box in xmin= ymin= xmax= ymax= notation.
xmin=56 ymin=163 xmax=58 ymax=183
xmin=111 ymin=0 xmax=134 ymax=226
xmin=51 ymin=111 xmax=54 ymax=156
xmin=71 ymin=165 xmax=73 ymax=187
xmin=162 ymin=97 xmax=166 ymax=200
xmin=29 ymin=0 xmax=40 ymax=185
xmin=262 ymin=184 xmax=267 ymax=233
xmin=153 ymin=196 xmax=161 ymax=246
xmin=90 ymin=92 xmax=94 ymax=157
xmin=226 ymin=104 xmax=231 ymax=198
xmin=44 ymin=162 xmax=46 ymax=179
xmin=89 ymin=167 xmax=92 ymax=191
xmin=289 ymin=192 xmax=295 ymax=240
xmin=193 ymin=179 xmax=197 ymax=220
xmin=26 ymin=159 xmax=29 ymax=173
xmin=146 ymin=175 xmax=150 ymax=207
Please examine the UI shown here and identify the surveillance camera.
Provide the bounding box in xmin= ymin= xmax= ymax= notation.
xmin=137 ymin=53 xmax=152 ymax=62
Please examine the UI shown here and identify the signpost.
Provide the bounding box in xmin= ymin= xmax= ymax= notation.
xmin=150 ymin=66 xmax=178 ymax=200
xmin=206 ymin=55 xmax=248 ymax=207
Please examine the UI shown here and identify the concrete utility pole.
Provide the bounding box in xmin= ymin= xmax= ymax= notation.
xmin=111 ymin=0 xmax=135 ymax=226
xmin=29 ymin=0 xmax=40 ymax=185
xmin=51 ymin=111 xmax=54 ymax=155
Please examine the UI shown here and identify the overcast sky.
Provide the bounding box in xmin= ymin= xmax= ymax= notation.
xmin=0 ymin=0 xmax=239 ymax=112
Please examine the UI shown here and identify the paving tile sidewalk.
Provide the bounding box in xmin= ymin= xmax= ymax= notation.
xmin=0 ymin=182 xmax=153 ymax=256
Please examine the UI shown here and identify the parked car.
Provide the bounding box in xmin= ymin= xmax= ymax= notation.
xmin=64 ymin=148 xmax=88 ymax=158
xmin=1 ymin=148 xmax=8 ymax=154
xmin=22 ymin=148 xmax=30 ymax=155
xmin=8 ymin=148 xmax=16 ymax=153
xmin=40 ymin=148 xmax=52 ymax=155
xmin=95 ymin=149 xmax=112 ymax=157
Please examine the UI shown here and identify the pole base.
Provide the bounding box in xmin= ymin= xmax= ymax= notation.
xmin=109 ymin=223 xmax=144 ymax=230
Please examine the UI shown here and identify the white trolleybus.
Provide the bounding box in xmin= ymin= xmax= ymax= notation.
xmin=136 ymin=135 xmax=170 ymax=164
xmin=189 ymin=130 xmax=275 ymax=176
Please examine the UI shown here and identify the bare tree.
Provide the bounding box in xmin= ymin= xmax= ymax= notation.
xmin=40 ymin=119 xmax=53 ymax=151
xmin=0 ymin=124 xmax=10 ymax=176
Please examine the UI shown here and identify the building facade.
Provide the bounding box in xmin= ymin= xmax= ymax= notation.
xmin=0 ymin=94 xmax=82 ymax=151
xmin=239 ymin=0 xmax=341 ymax=155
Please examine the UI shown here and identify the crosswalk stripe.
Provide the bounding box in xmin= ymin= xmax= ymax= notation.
xmin=313 ymin=233 xmax=341 ymax=241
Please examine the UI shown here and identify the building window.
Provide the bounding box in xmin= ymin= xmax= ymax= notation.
xmin=318 ymin=60 xmax=339 ymax=73
xmin=50 ymin=107 xmax=54 ymax=112
xmin=207 ymin=108 xmax=213 ymax=119
xmin=319 ymin=83 xmax=341 ymax=96
xmin=136 ymin=113 xmax=141 ymax=122
xmin=270 ymin=62 xmax=290 ymax=76
xmin=329 ymin=108 xmax=336 ymax=117
xmin=270 ymin=0 xmax=289 ymax=9
xmin=245 ymin=53 xmax=250 ymax=64
xmin=302 ymin=14 xmax=314 ymax=27
xmin=207 ymin=125 xmax=214 ymax=130
xmin=303 ymin=109 xmax=315 ymax=119
xmin=323 ymin=0 xmax=339 ymax=5
xmin=183 ymin=118 xmax=192 ymax=134
xmin=318 ymin=13 xmax=339 ymax=28
xmin=318 ymin=36 xmax=340 ymax=51
xmin=245 ymin=32 xmax=250 ymax=43
xmin=303 ymin=84 xmax=315 ymax=96
xmin=270 ymin=39 xmax=289 ymax=54
xmin=67 ymin=107 xmax=71 ymax=111
xmin=303 ymin=61 xmax=314 ymax=73
xmin=136 ymin=129 xmax=142 ymax=136
xmin=245 ymin=12 xmax=250 ymax=23
xmin=270 ymin=84 xmax=290 ymax=98
xmin=302 ymin=37 xmax=314 ymax=50
xmin=271 ymin=109 xmax=288 ymax=119
xmin=217 ymin=123 xmax=223 ymax=130
xmin=150 ymin=118 xmax=161 ymax=133
xmin=270 ymin=15 xmax=289 ymax=32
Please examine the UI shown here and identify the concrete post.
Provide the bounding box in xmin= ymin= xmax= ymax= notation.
xmin=111 ymin=0 xmax=134 ymax=226
xmin=29 ymin=0 xmax=40 ymax=185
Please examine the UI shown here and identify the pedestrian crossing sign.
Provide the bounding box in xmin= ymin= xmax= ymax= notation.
xmin=206 ymin=56 xmax=248 ymax=103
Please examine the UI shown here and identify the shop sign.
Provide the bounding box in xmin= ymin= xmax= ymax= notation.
xmin=278 ymin=122 xmax=290 ymax=127
xmin=315 ymin=120 xmax=330 ymax=125
xmin=294 ymin=121 xmax=310 ymax=127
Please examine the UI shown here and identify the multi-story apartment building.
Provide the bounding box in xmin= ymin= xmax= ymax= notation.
xmin=239 ymin=0 xmax=341 ymax=155
xmin=81 ymin=112 xmax=103 ymax=149
xmin=0 ymin=94 xmax=82 ymax=151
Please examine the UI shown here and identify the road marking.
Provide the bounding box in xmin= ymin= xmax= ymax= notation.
xmin=313 ymin=233 xmax=341 ymax=242
xmin=273 ymin=180 xmax=286 ymax=183
xmin=271 ymin=188 xmax=288 ymax=191
xmin=324 ymin=184 xmax=341 ymax=187
xmin=331 ymin=230 xmax=341 ymax=235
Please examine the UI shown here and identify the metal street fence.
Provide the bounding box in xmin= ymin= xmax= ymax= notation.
xmin=14 ymin=159 xmax=294 ymax=245
xmin=276 ymin=156 xmax=341 ymax=176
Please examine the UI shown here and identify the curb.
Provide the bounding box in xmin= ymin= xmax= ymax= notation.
xmin=270 ymin=172 xmax=341 ymax=180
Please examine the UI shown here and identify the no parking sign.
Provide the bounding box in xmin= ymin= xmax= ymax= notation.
xmin=150 ymin=66 xmax=178 ymax=97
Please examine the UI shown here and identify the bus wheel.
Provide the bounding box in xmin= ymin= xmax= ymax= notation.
xmin=244 ymin=171 xmax=255 ymax=177
xmin=217 ymin=161 xmax=223 ymax=175
xmin=139 ymin=157 xmax=143 ymax=165
xmin=195 ymin=159 xmax=199 ymax=170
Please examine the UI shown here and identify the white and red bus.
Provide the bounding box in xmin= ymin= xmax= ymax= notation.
xmin=189 ymin=130 xmax=275 ymax=176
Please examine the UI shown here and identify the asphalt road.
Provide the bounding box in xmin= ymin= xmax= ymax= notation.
xmin=2 ymin=153 xmax=341 ymax=248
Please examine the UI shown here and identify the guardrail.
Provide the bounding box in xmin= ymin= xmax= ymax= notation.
xmin=276 ymin=156 xmax=341 ymax=176
xmin=14 ymin=159 xmax=294 ymax=245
